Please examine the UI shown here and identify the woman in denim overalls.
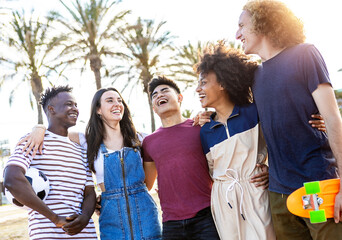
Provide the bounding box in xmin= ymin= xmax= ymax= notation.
xmin=85 ymin=87 xmax=162 ymax=240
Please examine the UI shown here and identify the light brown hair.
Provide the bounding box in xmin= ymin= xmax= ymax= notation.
xmin=243 ymin=0 xmax=305 ymax=48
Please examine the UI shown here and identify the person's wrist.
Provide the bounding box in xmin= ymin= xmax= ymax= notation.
xmin=77 ymin=214 xmax=90 ymax=226
xmin=51 ymin=213 xmax=59 ymax=225
xmin=33 ymin=124 xmax=46 ymax=131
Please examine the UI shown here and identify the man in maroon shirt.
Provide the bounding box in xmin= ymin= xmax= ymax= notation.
xmin=143 ymin=76 xmax=218 ymax=239
xmin=143 ymin=76 xmax=268 ymax=239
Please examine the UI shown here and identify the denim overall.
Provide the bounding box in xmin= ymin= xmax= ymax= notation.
xmin=99 ymin=144 xmax=162 ymax=240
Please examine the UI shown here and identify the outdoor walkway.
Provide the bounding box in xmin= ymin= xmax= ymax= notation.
xmin=0 ymin=204 xmax=29 ymax=240
xmin=0 ymin=204 xmax=27 ymax=224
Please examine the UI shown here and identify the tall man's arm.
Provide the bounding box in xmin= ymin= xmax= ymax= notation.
xmin=312 ymin=83 xmax=342 ymax=223
xmin=4 ymin=165 xmax=68 ymax=227
xmin=62 ymin=185 xmax=96 ymax=235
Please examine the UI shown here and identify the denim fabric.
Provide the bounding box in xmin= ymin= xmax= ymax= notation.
xmin=162 ymin=207 xmax=219 ymax=240
xmin=99 ymin=144 xmax=162 ymax=240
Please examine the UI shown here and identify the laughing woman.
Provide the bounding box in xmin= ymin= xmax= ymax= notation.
xmin=19 ymin=88 xmax=162 ymax=240
xmin=195 ymin=43 xmax=276 ymax=240
xmin=83 ymin=88 xmax=161 ymax=239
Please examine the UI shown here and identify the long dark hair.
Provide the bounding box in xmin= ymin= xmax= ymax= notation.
xmin=85 ymin=87 xmax=140 ymax=172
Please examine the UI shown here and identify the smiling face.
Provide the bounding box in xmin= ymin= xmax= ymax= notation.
xmin=236 ymin=10 xmax=263 ymax=55
xmin=97 ymin=90 xmax=124 ymax=123
xmin=50 ymin=91 xmax=79 ymax=128
xmin=196 ymin=72 xmax=226 ymax=109
xmin=151 ymin=84 xmax=183 ymax=117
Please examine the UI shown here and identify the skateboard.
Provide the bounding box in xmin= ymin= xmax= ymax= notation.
xmin=286 ymin=178 xmax=340 ymax=224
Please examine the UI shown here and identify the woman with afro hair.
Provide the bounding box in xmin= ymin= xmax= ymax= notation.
xmin=195 ymin=42 xmax=276 ymax=240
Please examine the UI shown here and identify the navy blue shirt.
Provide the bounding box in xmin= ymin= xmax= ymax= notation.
xmin=253 ymin=43 xmax=337 ymax=194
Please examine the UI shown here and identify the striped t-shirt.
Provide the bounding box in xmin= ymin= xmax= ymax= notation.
xmin=6 ymin=130 xmax=97 ymax=240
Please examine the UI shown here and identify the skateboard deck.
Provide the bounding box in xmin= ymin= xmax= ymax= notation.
xmin=286 ymin=178 xmax=340 ymax=223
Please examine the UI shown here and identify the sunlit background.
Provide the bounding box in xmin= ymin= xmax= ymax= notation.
xmin=0 ymin=0 xmax=341 ymax=151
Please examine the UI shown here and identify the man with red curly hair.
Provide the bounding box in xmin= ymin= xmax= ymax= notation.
xmin=236 ymin=0 xmax=342 ymax=239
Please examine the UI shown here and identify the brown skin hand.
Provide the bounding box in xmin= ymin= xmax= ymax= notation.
xmin=62 ymin=186 xmax=96 ymax=235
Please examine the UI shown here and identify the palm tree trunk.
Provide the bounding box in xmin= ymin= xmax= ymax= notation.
xmin=147 ymin=94 xmax=156 ymax=132
xmin=30 ymin=73 xmax=44 ymax=124
xmin=142 ymin=72 xmax=155 ymax=132
xmin=92 ymin=66 xmax=102 ymax=90
xmin=36 ymin=101 xmax=43 ymax=124
xmin=90 ymin=56 xmax=102 ymax=90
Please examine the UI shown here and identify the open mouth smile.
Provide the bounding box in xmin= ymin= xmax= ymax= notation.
xmin=198 ymin=93 xmax=206 ymax=101
xmin=68 ymin=113 xmax=78 ymax=118
xmin=157 ymin=98 xmax=168 ymax=106
xmin=111 ymin=109 xmax=121 ymax=114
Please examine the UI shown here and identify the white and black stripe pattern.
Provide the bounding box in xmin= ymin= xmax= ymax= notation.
xmin=6 ymin=131 xmax=97 ymax=239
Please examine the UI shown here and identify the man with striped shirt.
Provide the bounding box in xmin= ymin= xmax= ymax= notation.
xmin=4 ymin=86 xmax=97 ymax=239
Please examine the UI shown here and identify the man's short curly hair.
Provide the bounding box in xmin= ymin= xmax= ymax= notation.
xmin=40 ymin=85 xmax=73 ymax=113
xmin=243 ymin=0 xmax=305 ymax=48
xmin=148 ymin=75 xmax=181 ymax=98
xmin=194 ymin=42 xmax=258 ymax=106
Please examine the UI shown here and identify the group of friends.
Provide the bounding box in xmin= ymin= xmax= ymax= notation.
xmin=4 ymin=0 xmax=342 ymax=239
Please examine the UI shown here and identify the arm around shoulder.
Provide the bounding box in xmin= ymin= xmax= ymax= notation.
xmin=18 ymin=124 xmax=46 ymax=157
xmin=68 ymin=131 xmax=81 ymax=145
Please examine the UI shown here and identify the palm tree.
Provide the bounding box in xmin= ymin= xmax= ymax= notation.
xmin=0 ymin=10 xmax=64 ymax=123
xmin=50 ymin=0 xmax=130 ymax=89
xmin=168 ymin=41 xmax=205 ymax=85
xmin=169 ymin=40 xmax=242 ymax=85
xmin=111 ymin=17 xmax=175 ymax=132
xmin=182 ymin=109 xmax=193 ymax=119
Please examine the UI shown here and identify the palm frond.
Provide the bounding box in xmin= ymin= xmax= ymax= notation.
xmin=59 ymin=0 xmax=81 ymax=23
xmin=8 ymin=81 xmax=25 ymax=106
xmin=99 ymin=9 xmax=130 ymax=41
